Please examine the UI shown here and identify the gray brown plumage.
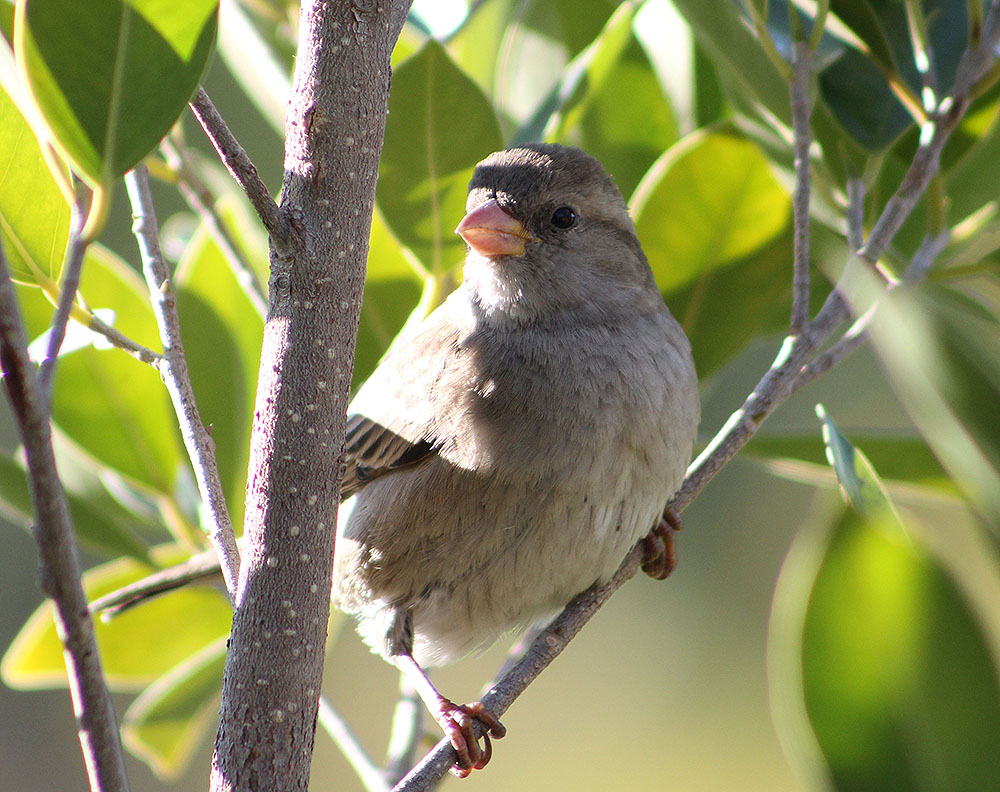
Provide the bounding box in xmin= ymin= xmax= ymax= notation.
xmin=334 ymin=143 xmax=700 ymax=774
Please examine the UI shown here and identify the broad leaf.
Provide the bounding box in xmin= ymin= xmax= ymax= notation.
xmin=0 ymin=60 xmax=69 ymax=285
xmin=800 ymin=509 xmax=1000 ymax=789
xmin=1 ymin=544 xmax=231 ymax=690
xmin=632 ymin=129 xmax=791 ymax=293
xmin=48 ymin=245 xmax=182 ymax=495
xmin=122 ymin=637 xmax=226 ymax=779
xmin=531 ymin=4 xmax=677 ymax=196
xmin=355 ymin=208 xmax=423 ymax=388
xmin=377 ymin=40 xmax=503 ymax=278
xmin=175 ymin=216 xmax=264 ymax=529
xmin=14 ymin=0 xmax=217 ymax=185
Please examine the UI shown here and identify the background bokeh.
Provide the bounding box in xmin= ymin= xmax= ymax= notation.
xmin=3 ymin=0 xmax=1000 ymax=790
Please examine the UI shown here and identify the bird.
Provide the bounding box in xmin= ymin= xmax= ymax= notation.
xmin=332 ymin=142 xmax=700 ymax=775
xmin=91 ymin=142 xmax=700 ymax=778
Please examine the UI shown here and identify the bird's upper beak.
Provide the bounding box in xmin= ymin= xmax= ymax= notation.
xmin=455 ymin=199 xmax=536 ymax=257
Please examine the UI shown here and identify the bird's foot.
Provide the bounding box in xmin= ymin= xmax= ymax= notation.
xmin=641 ymin=507 xmax=682 ymax=580
xmin=433 ymin=698 xmax=506 ymax=778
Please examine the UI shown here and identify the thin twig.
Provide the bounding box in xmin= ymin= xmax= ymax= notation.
xmin=796 ymin=227 xmax=950 ymax=388
xmin=87 ymin=315 xmax=162 ymax=366
xmin=38 ymin=184 xmax=90 ymax=405
xmin=188 ymin=87 xmax=288 ymax=250
xmin=860 ymin=2 xmax=1000 ymax=266
xmin=0 ymin=238 xmax=132 ymax=792
xmin=794 ymin=308 xmax=872 ymax=388
xmin=789 ymin=40 xmax=813 ymax=334
xmin=89 ymin=546 xmax=222 ymax=617
xmin=903 ymin=229 xmax=950 ymax=282
xmin=124 ymin=165 xmax=241 ymax=603
xmin=160 ymin=136 xmax=268 ymax=316
xmin=846 ymin=178 xmax=866 ymax=252
xmin=317 ymin=696 xmax=391 ymax=792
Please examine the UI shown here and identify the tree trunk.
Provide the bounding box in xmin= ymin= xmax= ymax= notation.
xmin=210 ymin=2 xmax=412 ymax=789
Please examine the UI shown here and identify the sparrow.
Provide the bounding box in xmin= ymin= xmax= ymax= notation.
xmin=333 ymin=142 xmax=700 ymax=775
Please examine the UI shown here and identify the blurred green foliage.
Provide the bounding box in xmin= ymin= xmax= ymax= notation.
xmin=2 ymin=0 xmax=1000 ymax=790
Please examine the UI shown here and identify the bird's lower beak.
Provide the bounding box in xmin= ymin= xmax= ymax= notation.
xmin=455 ymin=199 xmax=536 ymax=257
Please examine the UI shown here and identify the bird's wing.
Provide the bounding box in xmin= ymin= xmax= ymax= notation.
xmin=339 ymin=292 xmax=471 ymax=500
xmin=340 ymin=414 xmax=436 ymax=499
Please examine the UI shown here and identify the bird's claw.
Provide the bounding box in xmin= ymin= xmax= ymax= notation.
xmin=435 ymin=699 xmax=505 ymax=777
xmin=641 ymin=508 xmax=682 ymax=580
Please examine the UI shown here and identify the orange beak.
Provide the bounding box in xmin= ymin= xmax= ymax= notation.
xmin=455 ymin=199 xmax=536 ymax=257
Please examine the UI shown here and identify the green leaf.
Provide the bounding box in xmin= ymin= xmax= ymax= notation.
xmin=444 ymin=0 xmax=516 ymax=97
xmin=0 ymin=442 xmax=154 ymax=561
xmin=818 ymin=48 xmax=914 ymax=150
xmin=354 ymin=208 xmax=423 ymax=389
xmin=122 ymin=637 xmax=226 ymax=779
xmin=377 ymin=39 xmax=503 ymax=277
xmin=14 ymin=0 xmax=217 ymax=185
xmin=818 ymin=0 xmax=970 ymax=150
xmin=530 ymin=4 xmax=677 ymax=196
xmin=865 ymin=280 xmax=1000 ymax=527
xmin=669 ymin=0 xmax=791 ymax=128
xmin=49 ymin=245 xmax=182 ymax=494
xmin=1 ymin=544 xmax=231 ymax=690
xmin=945 ymin=97 xmax=1000 ymax=224
xmin=748 ymin=432 xmax=951 ymax=491
xmin=0 ymin=58 xmax=70 ymax=285
xmin=174 ymin=215 xmax=264 ymax=529
xmin=798 ymin=509 xmax=1000 ymax=790
xmin=816 ymin=404 xmax=901 ymax=518
xmin=522 ymin=0 xmax=621 ymax=59
xmin=632 ymin=129 xmax=792 ymax=293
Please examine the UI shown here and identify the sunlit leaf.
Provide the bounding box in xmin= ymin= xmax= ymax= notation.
xmin=175 ymin=217 xmax=264 ymax=529
xmin=530 ymin=4 xmax=677 ymax=196
xmin=0 ymin=59 xmax=70 ymax=285
xmin=122 ymin=637 xmax=226 ymax=779
xmin=49 ymin=245 xmax=181 ymax=494
xmin=1 ymin=544 xmax=231 ymax=690
xmin=0 ymin=441 xmax=155 ymax=561
xmin=632 ymin=129 xmax=791 ymax=293
xmin=355 ymin=208 xmax=423 ymax=389
xmin=800 ymin=509 xmax=1000 ymax=789
xmin=377 ymin=40 xmax=503 ymax=277
xmin=14 ymin=0 xmax=217 ymax=185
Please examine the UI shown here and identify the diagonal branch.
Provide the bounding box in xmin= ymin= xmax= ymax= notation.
xmin=189 ymin=87 xmax=289 ymax=251
xmin=0 ymin=237 xmax=131 ymax=792
xmin=394 ymin=545 xmax=645 ymax=791
xmin=160 ymin=135 xmax=268 ymax=316
xmin=124 ymin=165 xmax=241 ymax=602
xmin=789 ymin=40 xmax=813 ymax=333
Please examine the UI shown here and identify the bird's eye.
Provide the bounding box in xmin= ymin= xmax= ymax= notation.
xmin=550 ymin=206 xmax=577 ymax=230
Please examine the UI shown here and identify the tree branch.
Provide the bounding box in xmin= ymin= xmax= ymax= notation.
xmin=789 ymin=40 xmax=813 ymax=334
xmin=210 ymin=2 xmax=413 ymax=789
xmin=188 ymin=87 xmax=289 ymax=250
xmin=38 ymin=184 xmax=90 ymax=405
xmin=160 ymin=135 xmax=268 ymax=316
xmin=0 ymin=238 xmax=131 ymax=792
xmin=124 ymin=165 xmax=241 ymax=603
